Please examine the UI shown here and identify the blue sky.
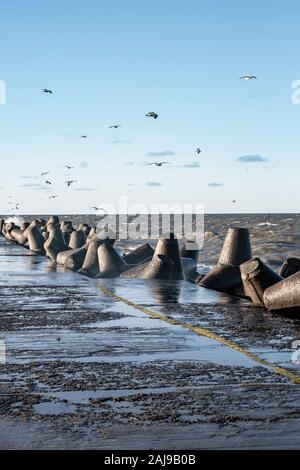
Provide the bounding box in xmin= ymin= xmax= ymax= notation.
xmin=0 ymin=0 xmax=300 ymax=214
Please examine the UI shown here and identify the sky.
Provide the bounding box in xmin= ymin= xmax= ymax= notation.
xmin=0 ymin=0 xmax=300 ymax=214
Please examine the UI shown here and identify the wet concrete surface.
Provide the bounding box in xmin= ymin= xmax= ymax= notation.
xmin=0 ymin=237 xmax=300 ymax=449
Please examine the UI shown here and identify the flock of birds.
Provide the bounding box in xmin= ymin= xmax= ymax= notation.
xmin=3 ymin=76 xmax=257 ymax=213
xmin=41 ymin=90 xmax=177 ymax=198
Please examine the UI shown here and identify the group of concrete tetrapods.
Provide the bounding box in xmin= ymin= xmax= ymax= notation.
xmin=1 ymin=218 xmax=299 ymax=312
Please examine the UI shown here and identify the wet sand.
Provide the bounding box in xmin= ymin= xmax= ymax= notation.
xmin=1 ymin=237 xmax=300 ymax=449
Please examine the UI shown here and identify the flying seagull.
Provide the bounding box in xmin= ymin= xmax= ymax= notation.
xmin=108 ymin=125 xmax=122 ymax=129
xmin=45 ymin=180 xmax=52 ymax=185
xmin=232 ymin=199 xmax=236 ymax=204
xmin=146 ymin=112 xmax=158 ymax=119
xmin=42 ymin=89 xmax=53 ymax=94
xmin=64 ymin=165 xmax=74 ymax=170
xmin=91 ymin=206 xmax=106 ymax=212
xmin=65 ymin=180 xmax=77 ymax=187
xmin=195 ymin=148 xmax=202 ymax=154
xmin=80 ymin=135 xmax=87 ymax=138
xmin=239 ymin=75 xmax=257 ymax=81
xmin=49 ymin=195 xmax=58 ymax=199
xmin=41 ymin=171 xmax=50 ymax=176
xmin=147 ymin=162 xmax=169 ymax=167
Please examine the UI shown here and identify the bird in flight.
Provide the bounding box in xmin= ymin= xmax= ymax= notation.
xmin=42 ymin=89 xmax=53 ymax=94
xmin=64 ymin=165 xmax=74 ymax=170
xmin=45 ymin=180 xmax=52 ymax=185
xmin=49 ymin=195 xmax=58 ymax=199
xmin=15 ymin=203 xmax=19 ymax=210
xmin=108 ymin=125 xmax=122 ymax=129
xmin=147 ymin=162 xmax=169 ymax=167
xmin=65 ymin=180 xmax=77 ymax=187
xmin=91 ymin=206 xmax=106 ymax=212
xmin=195 ymin=148 xmax=202 ymax=154
xmin=232 ymin=200 xmax=236 ymax=204
xmin=81 ymin=135 xmax=87 ymax=138
xmin=239 ymin=75 xmax=257 ymax=81
xmin=146 ymin=112 xmax=158 ymax=119
xmin=41 ymin=171 xmax=50 ymax=176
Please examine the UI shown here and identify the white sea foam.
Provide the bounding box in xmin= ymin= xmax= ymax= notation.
xmin=257 ymin=222 xmax=278 ymax=227
xmin=4 ymin=216 xmax=25 ymax=226
xmin=291 ymin=350 xmax=300 ymax=365
xmin=197 ymin=263 xmax=214 ymax=274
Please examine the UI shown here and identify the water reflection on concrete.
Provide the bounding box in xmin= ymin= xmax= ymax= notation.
xmin=1 ymin=237 xmax=300 ymax=376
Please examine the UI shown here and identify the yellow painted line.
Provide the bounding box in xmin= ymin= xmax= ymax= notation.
xmin=175 ymin=382 xmax=289 ymax=391
xmin=100 ymin=286 xmax=300 ymax=385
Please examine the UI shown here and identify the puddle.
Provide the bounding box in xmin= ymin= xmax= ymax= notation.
xmin=3 ymin=325 xmax=257 ymax=368
xmin=33 ymin=402 xmax=77 ymax=415
xmin=92 ymin=278 xmax=244 ymax=306
xmin=44 ymin=387 xmax=182 ymax=403
xmin=254 ymin=349 xmax=300 ymax=371
xmin=83 ymin=314 xmax=160 ymax=330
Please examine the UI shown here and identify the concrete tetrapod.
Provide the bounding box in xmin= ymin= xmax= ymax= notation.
xmin=60 ymin=221 xmax=73 ymax=231
xmin=119 ymin=261 xmax=149 ymax=279
xmin=153 ymin=233 xmax=184 ymax=280
xmin=199 ymin=264 xmax=242 ymax=293
xmin=123 ymin=243 xmax=154 ymax=265
xmin=10 ymin=228 xmax=27 ymax=245
xmin=121 ymin=254 xmax=179 ymax=281
xmin=280 ymin=258 xmax=300 ymax=279
xmin=263 ymin=271 xmax=300 ymax=311
xmin=140 ymin=254 xmax=174 ymax=280
xmin=61 ymin=221 xmax=74 ymax=246
xmin=56 ymin=244 xmax=88 ymax=271
xmin=199 ymin=227 xmax=252 ymax=295
xmin=21 ymin=222 xmax=30 ymax=231
xmin=23 ymin=220 xmax=42 ymax=239
xmin=46 ymin=216 xmax=59 ymax=226
xmin=97 ymin=242 xmax=130 ymax=278
xmin=240 ymin=257 xmax=282 ymax=305
xmin=69 ymin=230 xmax=86 ymax=249
xmin=44 ymin=232 xmax=70 ymax=261
xmin=78 ymin=239 xmax=103 ymax=277
xmin=120 ymin=234 xmax=185 ymax=280
xmin=218 ymin=227 xmax=252 ymax=266
xmin=3 ymin=223 xmax=17 ymax=241
xmin=96 ymin=226 xmax=116 ymax=246
xmin=46 ymin=224 xmax=65 ymax=244
xmin=87 ymin=227 xmax=97 ymax=242
xmin=26 ymin=226 xmax=46 ymax=255
xmin=36 ymin=218 xmax=47 ymax=227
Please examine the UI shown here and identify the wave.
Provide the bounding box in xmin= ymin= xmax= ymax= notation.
xmin=4 ymin=216 xmax=25 ymax=226
xmin=257 ymin=222 xmax=278 ymax=227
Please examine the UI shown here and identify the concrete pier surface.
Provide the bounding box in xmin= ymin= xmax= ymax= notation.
xmin=1 ymin=237 xmax=300 ymax=449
